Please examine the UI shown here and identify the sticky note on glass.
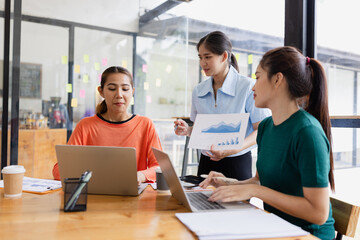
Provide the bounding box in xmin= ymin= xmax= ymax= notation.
xmin=166 ymin=65 xmax=172 ymax=73
xmin=251 ymin=73 xmax=256 ymax=79
xmin=74 ymin=65 xmax=80 ymax=73
xmin=79 ymin=89 xmax=85 ymax=98
xmin=146 ymin=95 xmax=152 ymax=103
xmin=71 ymin=98 xmax=78 ymax=107
xmin=122 ymin=60 xmax=127 ymax=68
xmin=144 ymin=82 xmax=149 ymax=91
xmin=130 ymin=96 xmax=134 ymax=105
xmin=83 ymin=74 xmax=89 ymax=83
xmin=156 ymin=78 xmax=161 ymax=87
xmin=62 ymin=56 xmax=68 ymax=65
xmin=102 ymin=58 xmax=108 ymax=66
xmin=66 ymin=83 xmax=72 ymax=93
xmin=248 ymin=54 xmax=253 ymax=65
xmin=235 ymin=53 xmax=240 ymax=62
xmin=142 ymin=64 xmax=148 ymax=73
xmin=98 ymin=74 xmax=102 ymax=83
xmin=83 ymin=54 xmax=90 ymax=63
xmin=94 ymin=62 xmax=100 ymax=71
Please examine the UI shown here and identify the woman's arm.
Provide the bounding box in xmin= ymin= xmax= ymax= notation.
xmin=209 ymin=183 xmax=330 ymax=225
xmin=200 ymin=171 xmax=260 ymax=188
xmin=206 ymin=121 xmax=260 ymax=161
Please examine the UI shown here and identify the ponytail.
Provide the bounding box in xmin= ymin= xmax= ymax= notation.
xmin=305 ymin=58 xmax=335 ymax=192
xmin=230 ymin=53 xmax=239 ymax=73
xmin=96 ymin=100 xmax=107 ymax=115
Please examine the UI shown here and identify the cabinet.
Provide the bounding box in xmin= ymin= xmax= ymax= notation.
xmin=1 ymin=128 xmax=67 ymax=179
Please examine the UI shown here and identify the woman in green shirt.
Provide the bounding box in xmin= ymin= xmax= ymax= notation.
xmin=200 ymin=46 xmax=335 ymax=240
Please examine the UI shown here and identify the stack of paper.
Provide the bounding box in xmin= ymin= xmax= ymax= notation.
xmin=0 ymin=177 xmax=61 ymax=194
xmin=176 ymin=209 xmax=309 ymax=240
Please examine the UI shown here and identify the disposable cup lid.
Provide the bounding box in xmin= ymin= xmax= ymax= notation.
xmin=1 ymin=165 xmax=26 ymax=174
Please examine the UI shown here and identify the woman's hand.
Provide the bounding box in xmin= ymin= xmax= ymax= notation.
xmin=208 ymin=184 xmax=256 ymax=202
xmin=174 ymin=119 xmax=190 ymax=136
xmin=137 ymin=171 xmax=146 ymax=185
xmin=199 ymin=171 xmax=227 ymax=189
xmin=205 ymin=145 xmax=235 ymax=161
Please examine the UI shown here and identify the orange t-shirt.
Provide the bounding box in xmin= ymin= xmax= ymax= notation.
xmin=52 ymin=115 xmax=162 ymax=181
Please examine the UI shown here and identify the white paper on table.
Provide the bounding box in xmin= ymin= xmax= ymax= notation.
xmin=176 ymin=209 xmax=309 ymax=240
xmin=0 ymin=176 xmax=61 ymax=193
xmin=188 ymin=113 xmax=249 ymax=150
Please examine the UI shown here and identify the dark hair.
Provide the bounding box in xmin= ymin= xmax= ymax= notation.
xmin=260 ymin=46 xmax=335 ymax=191
xmin=197 ymin=31 xmax=239 ymax=73
xmin=96 ymin=66 xmax=133 ymax=115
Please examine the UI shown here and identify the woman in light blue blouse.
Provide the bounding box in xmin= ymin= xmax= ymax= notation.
xmin=174 ymin=31 xmax=270 ymax=180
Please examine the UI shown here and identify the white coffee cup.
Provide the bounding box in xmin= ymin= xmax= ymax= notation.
xmin=1 ymin=165 xmax=26 ymax=198
xmin=155 ymin=167 xmax=169 ymax=191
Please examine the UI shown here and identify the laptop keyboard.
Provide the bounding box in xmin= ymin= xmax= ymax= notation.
xmin=187 ymin=192 xmax=225 ymax=210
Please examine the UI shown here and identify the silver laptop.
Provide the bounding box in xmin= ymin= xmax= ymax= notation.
xmin=55 ymin=145 xmax=147 ymax=196
xmin=152 ymin=148 xmax=253 ymax=212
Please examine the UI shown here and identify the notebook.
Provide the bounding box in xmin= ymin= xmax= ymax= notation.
xmin=152 ymin=148 xmax=253 ymax=212
xmin=55 ymin=145 xmax=147 ymax=196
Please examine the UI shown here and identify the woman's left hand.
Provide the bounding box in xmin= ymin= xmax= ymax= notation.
xmin=205 ymin=145 xmax=234 ymax=161
xmin=137 ymin=172 xmax=146 ymax=185
xmin=208 ymin=184 xmax=255 ymax=202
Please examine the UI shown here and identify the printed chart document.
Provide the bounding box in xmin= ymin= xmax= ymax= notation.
xmin=0 ymin=176 xmax=61 ymax=194
xmin=188 ymin=113 xmax=249 ymax=150
xmin=176 ymin=209 xmax=309 ymax=240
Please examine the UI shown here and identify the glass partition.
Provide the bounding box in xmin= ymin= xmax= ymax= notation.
xmin=73 ymin=28 xmax=133 ymax=124
xmin=318 ymin=0 xmax=360 ymax=168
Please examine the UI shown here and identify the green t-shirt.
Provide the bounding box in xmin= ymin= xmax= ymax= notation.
xmin=256 ymin=109 xmax=335 ymax=240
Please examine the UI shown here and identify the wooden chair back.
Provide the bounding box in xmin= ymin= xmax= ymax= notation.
xmin=330 ymin=197 xmax=360 ymax=240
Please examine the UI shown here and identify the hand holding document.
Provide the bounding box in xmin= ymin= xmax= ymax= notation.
xmin=188 ymin=113 xmax=249 ymax=150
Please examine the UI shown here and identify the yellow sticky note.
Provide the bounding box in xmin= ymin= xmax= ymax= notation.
xmin=83 ymin=54 xmax=90 ymax=63
xmin=74 ymin=65 xmax=80 ymax=74
xmin=130 ymin=96 xmax=134 ymax=105
xmin=83 ymin=74 xmax=89 ymax=83
xmin=66 ymin=83 xmax=72 ymax=93
xmin=166 ymin=65 xmax=172 ymax=73
xmin=155 ymin=78 xmax=161 ymax=87
xmin=144 ymin=82 xmax=149 ymax=91
xmin=71 ymin=98 xmax=78 ymax=107
xmin=61 ymin=56 xmax=68 ymax=64
xmin=248 ymin=54 xmax=253 ymax=65
xmin=94 ymin=62 xmax=100 ymax=71
xmin=235 ymin=53 xmax=240 ymax=62
xmin=201 ymin=69 xmax=206 ymax=76
xmin=251 ymin=73 xmax=256 ymax=79
xmin=122 ymin=60 xmax=127 ymax=68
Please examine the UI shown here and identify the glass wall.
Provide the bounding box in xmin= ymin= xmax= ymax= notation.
xmin=318 ymin=0 xmax=360 ymax=168
xmin=73 ymin=28 xmax=133 ymax=124
xmin=138 ymin=0 xmax=285 ymax=175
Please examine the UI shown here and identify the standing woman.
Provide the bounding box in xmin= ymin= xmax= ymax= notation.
xmin=202 ymin=46 xmax=335 ymax=240
xmin=175 ymin=31 xmax=270 ymax=180
xmin=52 ymin=66 xmax=162 ymax=184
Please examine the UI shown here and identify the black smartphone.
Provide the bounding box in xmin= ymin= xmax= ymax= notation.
xmin=179 ymin=175 xmax=205 ymax=185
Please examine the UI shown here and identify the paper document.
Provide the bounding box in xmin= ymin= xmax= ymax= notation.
xmin=176 ymin=209 xmax=309 ymax=240
xmin=188 ymin=113 xmax=249 ymax=150
xmin=0 ymin=176 xmax=61 ymax=194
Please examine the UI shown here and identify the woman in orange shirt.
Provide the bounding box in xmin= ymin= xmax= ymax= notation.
xmin=52 ymin=66 xmax=162 ymax=184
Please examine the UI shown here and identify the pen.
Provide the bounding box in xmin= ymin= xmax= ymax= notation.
xmin=174 ymin=118 xmax=180 ymax=131
xmin=65 ymin=170 xmax=92 ymax=211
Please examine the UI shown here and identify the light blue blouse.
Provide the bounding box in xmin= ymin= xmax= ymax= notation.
xmin=190 ymin=66 xmax=271 ymax=156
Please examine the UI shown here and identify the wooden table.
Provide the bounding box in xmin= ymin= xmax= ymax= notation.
xmin=0 ymin=187 xmax=318 ymax=240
